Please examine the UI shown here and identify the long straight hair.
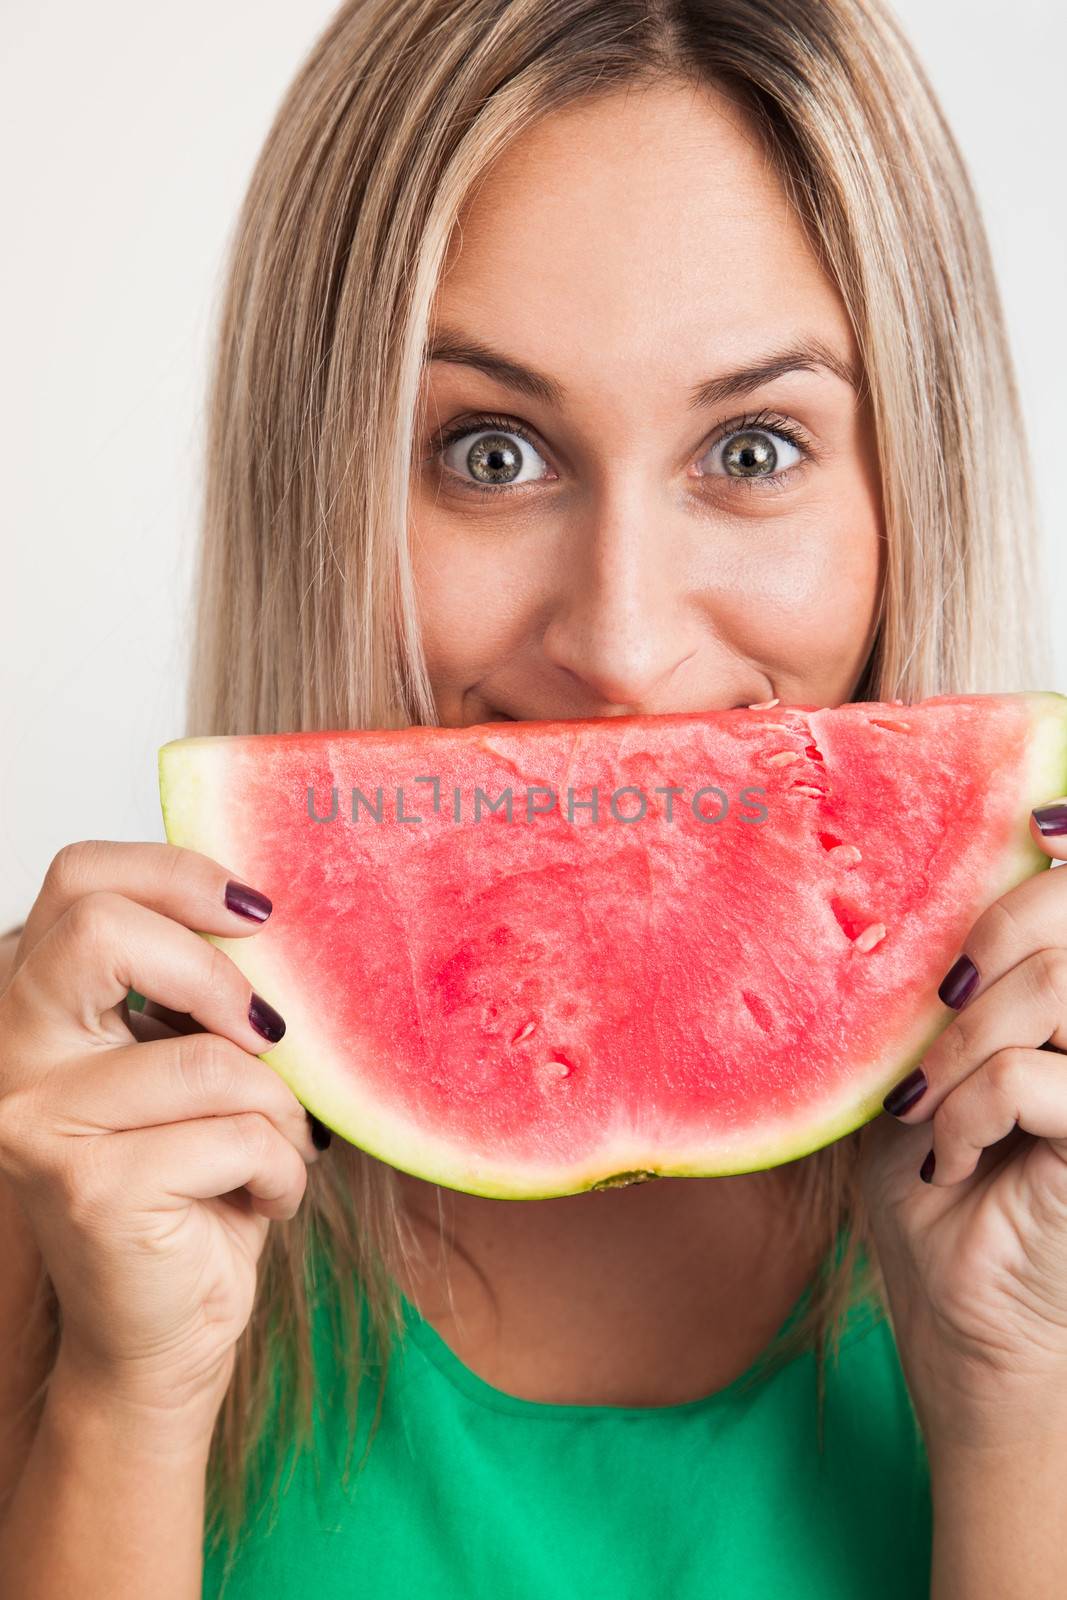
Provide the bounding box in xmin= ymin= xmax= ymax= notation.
xmin=171 ymin=0 xmax=1050 ymax=1569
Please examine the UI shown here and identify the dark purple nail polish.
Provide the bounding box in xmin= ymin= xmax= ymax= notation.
xmin=306 ymin=1111 xmax=332 ymax=1151
xmin=249 ymin=992 xmax=286 ymax=1044
xmin=938 ymin=953 xmax=980 ymax=1009
xmin=883 ymin=1066 xmax=928 ymax=1117
xmin=1032 ymin=803 xmax=1067 ymax=836
xmin=919 ymin=1149 xmax=936 ymax=1183
xmin=225 ymin=880 xmax=273 ymax=922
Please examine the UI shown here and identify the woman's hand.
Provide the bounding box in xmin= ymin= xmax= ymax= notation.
xmin=859 ymin=801 xmax=1067 ymax=1463
xmin=0 ymin=840 xmax=324 ymax=1445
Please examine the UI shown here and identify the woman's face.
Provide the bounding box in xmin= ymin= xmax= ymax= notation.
xmin=410 ymin=80 xmax=883 ymax=726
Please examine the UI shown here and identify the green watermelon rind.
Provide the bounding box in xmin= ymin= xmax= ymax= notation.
xmin=158 ymin=692 xmax=1067 ymax=1200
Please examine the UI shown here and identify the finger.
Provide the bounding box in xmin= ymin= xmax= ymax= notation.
xmin=2 ymin=1032 xmax=323 ymax=1173
xmin=883 ymin=946 xmax=1067 ymax=1122
xmin=1031 ymin=799 xmax=1067 ymax=861
xmin=931 ymin=856 xmax=1067 ymax=1017
xmin=91 ymin=1114 xmax=311 ymax=1222
xmin=926 ymin=1045 xmax=1067 ymax=1186
xmin=10 ymin=892 xmax=287 ymax=1061
xmin=19 ymin=840 xmax=273 ymax=964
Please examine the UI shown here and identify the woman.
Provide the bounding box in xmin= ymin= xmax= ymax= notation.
xmin=0 ymin=1 xmax=1064 ymax=1595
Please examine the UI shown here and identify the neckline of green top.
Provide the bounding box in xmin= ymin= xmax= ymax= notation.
xmin=398 ymin=1227 xmax=881 ymax=1421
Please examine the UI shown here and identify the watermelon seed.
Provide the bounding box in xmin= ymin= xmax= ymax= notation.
xmin=854 ymin=923 xmax=887 ymax=952
xmin=827 ymin=843 xmax=862 ymax=868
xmin=511 ymin=1019 xmax=538 ymax=1045
xmin=534 ymin=1058 xmax=574 ymax=1090
xmin=869 ymin=718 xmax=911 ymax=733
xmin=747 ymin=697 xmax=780 ymax=709
xmin=789 ymin=782 xmax=830 ymax=797
xmin=765 ymin=749 xmax=802 ymax=766
xmin=757 ymin=721 xmax=793 ymax=733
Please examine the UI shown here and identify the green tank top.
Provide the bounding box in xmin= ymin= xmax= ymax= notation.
xmin=202 ymin=1236 xmax=932 ymax=1597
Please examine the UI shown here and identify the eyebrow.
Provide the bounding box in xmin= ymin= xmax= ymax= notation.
xmin=424 ymin=326 xmax=862 ymax=410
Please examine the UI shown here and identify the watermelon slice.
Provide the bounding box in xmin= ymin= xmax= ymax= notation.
xmin=157 ymin=693 xmax=1067 ymax=1199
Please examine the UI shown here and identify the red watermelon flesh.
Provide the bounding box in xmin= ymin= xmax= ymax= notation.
xmin=158 ymin=693 xmax=1067 ymax=1199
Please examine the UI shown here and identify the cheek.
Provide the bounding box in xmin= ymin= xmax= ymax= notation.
xmin=410 ymin=515 xmax=538 ymax=685
xmin=692 ymin=504 xmax=883 ymax=679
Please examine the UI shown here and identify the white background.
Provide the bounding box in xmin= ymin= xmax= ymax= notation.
xmin=2 ymin=1 xmax=1064 ymax=931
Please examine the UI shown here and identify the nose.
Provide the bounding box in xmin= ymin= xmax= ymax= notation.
xmin=539 ymin=501 xmax=701 ymax=714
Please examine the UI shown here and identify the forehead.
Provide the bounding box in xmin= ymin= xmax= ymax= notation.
xmin=432 ymin=82 xmax=854 ymax=391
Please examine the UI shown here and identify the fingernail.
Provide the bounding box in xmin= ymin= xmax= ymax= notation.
xmin=1032 ymin=802 xmax=1067 ymax=835
xmin=225 ymin=880 xmax=273 ymax=922
xmin=306 ymin=1111 xmax=332 ymax=1151
xmin=938 ymin=953 xmax=980 ymax=1009
xmin=919 ymin=1149 xmax=936 ymax=1183
xmin=249 ymin=992 xmax=286 ymax=1043
xmin=883 ymin=1066 xmax=928 ymax=1117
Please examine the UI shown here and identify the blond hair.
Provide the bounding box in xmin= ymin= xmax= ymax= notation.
xmin=173 ymin=0 xmax=1050 ymax=1571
